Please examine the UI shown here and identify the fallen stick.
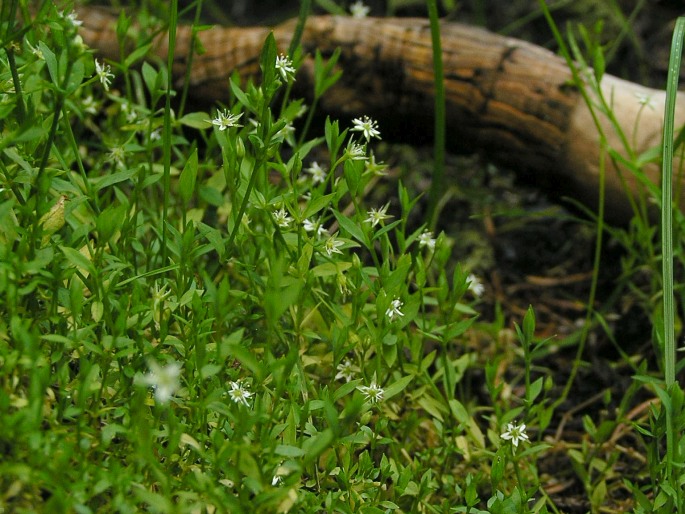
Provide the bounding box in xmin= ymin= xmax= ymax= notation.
xmin=77 ymin=7 xmax=685 ymax=223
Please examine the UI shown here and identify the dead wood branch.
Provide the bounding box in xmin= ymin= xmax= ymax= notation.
xmin=76 ymin=7 xmax=685 ymax=223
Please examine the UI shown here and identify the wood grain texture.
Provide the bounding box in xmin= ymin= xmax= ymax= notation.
xmin=76 ymin=7 xmax=685 ymax=222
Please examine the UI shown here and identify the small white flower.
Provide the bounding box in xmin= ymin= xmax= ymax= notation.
xmin=273 ymin=208 xmax=292 ymax=228
xmin=275 ymin=53 xmax=296 ymax=83
xmin=350 ymin=1 xmax=371 ymax=18
xmin=108 ymin=146 xmax=126 ymax=166
xmin=272 ymin=475 xmax=284 ymax=486
xmin=345 ymin=141 xmax=368 ymax=161
xmin=81 ymin=95 xmax=98 ymax=115
xmin=418 ymin=231 xmax=436 ymax=251
xmin=467 ymin=274 xmax=484 ymax=298
xmin=95 ymin=59 xmax=114 ymax=91
xmin=358 ymin=380 xmax=384 ymax=404
xmin=351 ymin=115 xmax=381 ymax=142
xmin=143 ymin=360 xmax=181 ymax=404
xmin=500 ymin=421 xmax=529 ymax=450
xmin=385 ymin=298 xmax=404 ymax=322
xmin=121 ymin=101 xmax=137 ymax=123
xmin=60 ymin=9 xmax=83 ymax=27
xmin=335 ymin=358 xmax=360 ymax=382
xmin=227 ymin=381 xmax=253 ymax=407
xmin=149 ymin=128 xmax=162 ymax=141
xmin=276 ymin=121 xmax=296 ymax=146
xmin=209 ymin=109 xmax=243 ymax=131
xmin=303 ymin=218 xmax=329 ymax=239
xmin=634 ymin=92 xmax=656 ymax=111
xmin=365 ymin=203 xmax=392 ymax=227
xmin=323 ymin=235 xmax=344 ymax=257
xmin=306 ymin=161 xmax=327 ymax=184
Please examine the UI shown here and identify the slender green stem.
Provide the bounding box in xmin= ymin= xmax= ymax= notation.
xmin=537 ymin=0 xmax=606 ymax=411
xmin=425 ymin=0 xmax=446 ymax=230
xmin=178 ymin=0 xmax=204 ymax=118
xmin=161 ymin=0 xmax=179 ymax=266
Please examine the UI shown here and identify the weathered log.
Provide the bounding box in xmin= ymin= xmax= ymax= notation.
xmin=76 ymin=7 xmax=685 ymax=223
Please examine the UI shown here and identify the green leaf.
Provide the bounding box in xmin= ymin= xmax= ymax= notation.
xmin=311 ymin=261 xmax=352 ymax=278
xmin=179 ymin=148 xmax=198 ymax=205
xmin=384 ymin=375 xmax=413 ymax=401
xmin=96 ymin=203 xmax=127 ymax=243
xmin=230 ymin=79 xmax=253 ymax=111
xmin=385 ymin=254 xmax=411 ymax=293
xmin=333 ymin=379 xmax=361 ymax=402
xmin=39 ymin=42 xmax=59 ymax=86
xmin=302 ymin=193 xmax=335 ymax=219
xmin=124 ymin=42 xmax=152 ymax=68
xmin=141 ymin=61 xmax=158 ymax=96
xmin=65 ymin=59 xmax=84 ymax=95
xmin=92 ymin=169 xmax=137 ymax=191
xmin=179 ymin=111 xmax=211 ymax=129
xmin=200 ymin=364 xmax=222 ymax=379
xmin=527 ymin=376 xmax=544 ymax=404
xmin=343 ymin=158 xmax=363 ymax=196
xmin=523 ymin=305 xmax=535 ymax=343
xmin=444 ymin=317 xmax=476 ymax=341
xmin=275 ymin=444 xmax=305 ymax=458
xmin=302 ymin=429 xmax=335 ymax=463
xmin=332 ymin=210 xmax=366 ymax=244
xmin=259 ymin=32 xmax=278 ymax=95
xmin=59 ymin=246 xmax=95 ymax=275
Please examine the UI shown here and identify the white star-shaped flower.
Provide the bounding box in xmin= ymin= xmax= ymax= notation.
xmin=385 ymin=298 xmax=404 ymax=322
xmin=273 ymin=208 xmax=292 ymax=228
xmin=335 ymin=358 xmax=359 ymax=382
xmin=365 ymin=203 xmax=392 ymax=227
xmin=500 ymin=421 xmax=529 ymax=450
xmin=303 ymin=218 xmax=329 ymax=239
xmin=358 ymin=380 xmax=384 ymax=404
xmin=209 ymin=109 xmax=243 ymax=131
xmin=275 ymin=53 xmax=296 ymax=83
xmin=95 ymin=59 xmax=114 ymax=91
xmin=345 ymin=141 xmax=368 ymax=161
xmin=418 ymin=231 xmax=436 ymax=251
xmin=351 ymin=115 xmax=381 ymax=142
xmin=323 ymin=235 xmax=344 ymax=257
xmin=306 ymin=161 xmax=327 ymax=184
xmin=227 ymin=381 xmax=253 ymax=407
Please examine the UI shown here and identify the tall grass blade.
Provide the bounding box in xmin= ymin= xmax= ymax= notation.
xmin=661 ymin=17 xmax=685 ymax=389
